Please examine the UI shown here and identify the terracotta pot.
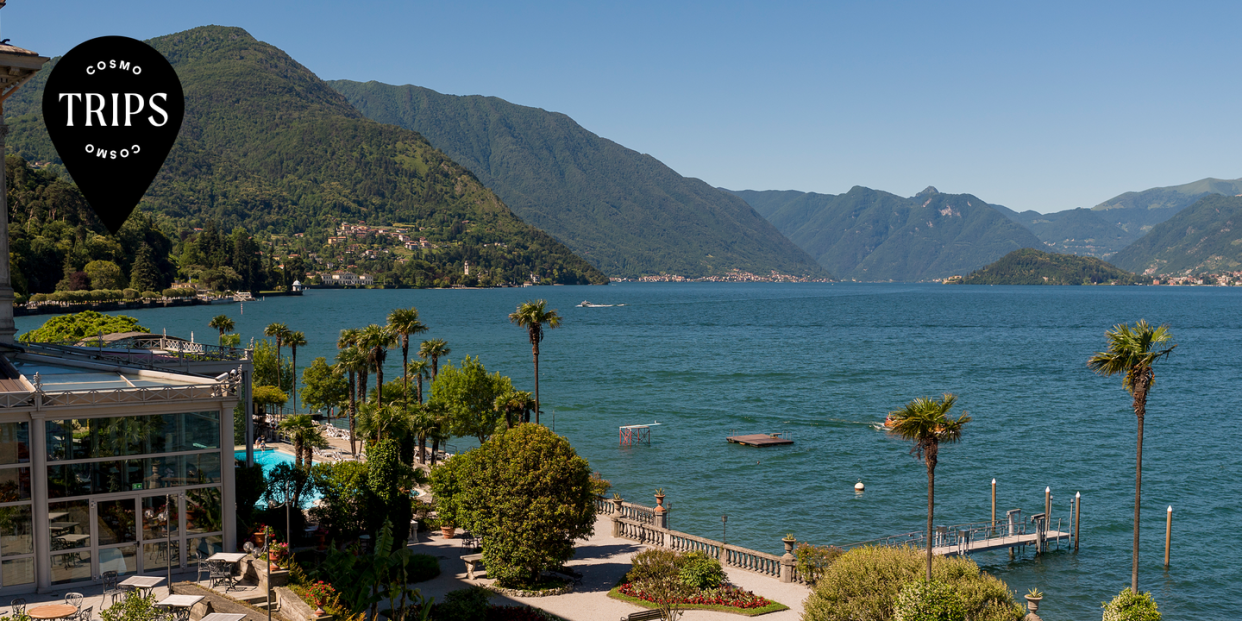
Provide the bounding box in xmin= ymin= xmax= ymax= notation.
xmin=441 ymin=525 xmax=457 ymax=538
xmin=314 ymin=608 xmax=325 ymax=617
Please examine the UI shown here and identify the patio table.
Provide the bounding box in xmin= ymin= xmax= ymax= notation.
xmin=28 ymin=605 xmax=78 ymax=620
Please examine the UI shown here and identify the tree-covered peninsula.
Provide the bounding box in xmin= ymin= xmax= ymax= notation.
xmin=946 ymin=248 xmax=1150 ymax=285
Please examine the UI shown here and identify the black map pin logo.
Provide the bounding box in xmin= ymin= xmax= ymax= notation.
xmin=41 ymin=36 xmax=184 ymax=234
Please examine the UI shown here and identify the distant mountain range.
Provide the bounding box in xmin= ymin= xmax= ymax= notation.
xmin=727 ymin=186 xmax=1043 ymax=281
xmin=328 ymin=80 xmax=828 ymax=280
xmin=1110 ymin=194 xmax=1242 ymax=275
xmin=4 ymin=26 xmax=608 ymax=286
xmin=992 ymin=177 xmax=1242 ymax=258
xmin=950 ymin=248 xmax=1148 ymax=285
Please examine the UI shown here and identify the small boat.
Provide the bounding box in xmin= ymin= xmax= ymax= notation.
xmin=577 ymin=300 xmax=615 ymax=307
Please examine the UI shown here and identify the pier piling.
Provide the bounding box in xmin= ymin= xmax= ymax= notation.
xmin=1074 ymin=492 xmax=1081 ymax=553
xmin=991 ymin=478 xmax=996 ymax=524
xmin=1164 ymin=506 xmax=1172 ymax=568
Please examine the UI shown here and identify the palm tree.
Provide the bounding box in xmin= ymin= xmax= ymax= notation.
xmin=358 ymin=401 xmax=411 ymax=444
xmin=387 ymin=307 xmax=429 ymax=403
xmin=359 ymin=324 xmax=396 ymax=406
xmin=419 ymin=339 xmax=451 ymax=379
xmin=285 ymin=330 xmax=307 ymax=415
xmin=494 ymin=390 xmax=537 ymax=429
xmin=408 ymin=402 xmax=436 ymax=464
xmin=1087 ymin=320 xmax=1176 ymax=593
xmin=407 ymin=359 xmax=431 ymax=404
xmin=277 ymin=415 xmax=317 ymax=469
xmin=888 ymin=393 xmax=971 ymax=582
xmin=264 ymin=322 xmax=290 ymax=408
xmin=509 ymin=300 xmax=562 ymax=424
xmin=301 ymin=424 xmax=330 ymax=470
xmin=208 ymin=315 xmax=235 ymax=346
xmin=334 ymin=346 xmax=366 ymax=458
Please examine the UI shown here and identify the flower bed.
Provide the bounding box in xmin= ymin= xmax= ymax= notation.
xmin=611 ymin=581 xmax=789 ymax=616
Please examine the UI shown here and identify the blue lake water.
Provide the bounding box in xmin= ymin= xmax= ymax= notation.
xmin=20 ymin=283 xmax=1241 ymax=620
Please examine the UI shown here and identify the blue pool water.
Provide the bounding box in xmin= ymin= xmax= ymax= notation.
xmin=234 ymin=449 xmax=323 ymax=503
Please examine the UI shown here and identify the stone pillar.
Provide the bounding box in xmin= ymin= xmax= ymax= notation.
xmin=780 ymin=536 xmax=797 ymax=583
xmin=243 ymin=366 xmax=254 ymax=466
xmin=611 ymin=514 xmax=622 ymax=538
xmin=653 ymin=493 xmax=667 ymax=529
xmin=31 ymin=410 xmax=49 ymax=590
xmin=221 ymin=402 xmax=237 ymax=554
xmin=0 ymin=122 xmax=14 ymax=344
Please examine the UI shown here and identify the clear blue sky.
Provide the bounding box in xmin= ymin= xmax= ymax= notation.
xmin=7 ymin=1 xmax=1241 ymax=213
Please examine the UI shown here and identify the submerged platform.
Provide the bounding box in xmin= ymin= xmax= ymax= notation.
xmin=727 ymin=433 xmax=794 ymax=447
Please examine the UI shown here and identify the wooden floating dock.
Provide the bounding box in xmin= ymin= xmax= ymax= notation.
xmin=932 ymin=530 xmax=1072 ymax=556
xmin=726 ymin=433 xmax=794 ymax=447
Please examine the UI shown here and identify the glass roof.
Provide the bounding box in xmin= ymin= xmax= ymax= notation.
xmin=9 ymin=358 xmax=206 ymax=392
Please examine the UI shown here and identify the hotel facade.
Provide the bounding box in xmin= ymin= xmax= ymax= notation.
xmin=0 ymin=342 xmax=243 ymax=593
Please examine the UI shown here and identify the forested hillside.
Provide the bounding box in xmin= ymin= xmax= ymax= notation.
xmin=1109 ymin=194 xmax=1242 ymax=275
xmin=5 ymin=26 xmax=607 ymax=288
xmin=328 ymin=80 xmax=828 ymax=279
xmin=729 ymin=186 xmax=1045 ymax=281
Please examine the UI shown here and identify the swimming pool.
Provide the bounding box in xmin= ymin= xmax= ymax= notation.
xmin=235 ymin=450 xmax=323 ymax=503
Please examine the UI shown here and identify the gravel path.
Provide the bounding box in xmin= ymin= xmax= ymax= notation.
xmin=410 ymin=514 xmax=811 ymax=620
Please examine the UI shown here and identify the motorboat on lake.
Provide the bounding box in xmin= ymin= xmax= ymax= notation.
xmin=577 ymin=300 xmax=624 ymax=307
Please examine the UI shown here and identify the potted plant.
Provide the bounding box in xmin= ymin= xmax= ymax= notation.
xmin=1024 ymin=587 xmax=1043 ymax=613
xmin=307 ymin=580 xmax=336 ymax=616
xmin=440 ymin=521 xmax=457 ymax=538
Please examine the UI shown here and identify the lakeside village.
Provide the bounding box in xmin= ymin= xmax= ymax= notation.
xmin=8 ymin=297 xmax=1167 ymax=621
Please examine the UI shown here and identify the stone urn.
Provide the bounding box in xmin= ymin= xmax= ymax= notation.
xmin=653 ymin=494 xmax=666 ymax=514
xmin=782 ymin=536 xmax=797 ymax=555
xmin=1024 ymin=595 xmax=1042 ymax=614
xmin=611 ymin=497 xmax=624 ymax=513
xmin=441 ymin=525 xmax=457 ymax=538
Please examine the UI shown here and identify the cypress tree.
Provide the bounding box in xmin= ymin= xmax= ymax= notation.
xmin=129 ymin=243 xmax=163 ymax=293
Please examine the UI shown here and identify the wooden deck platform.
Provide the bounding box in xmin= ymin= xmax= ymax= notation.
xmin=932 ymin=530 xmax=1072 ymax=556
xmin=727 ymin=433 xmax=794 ymax=447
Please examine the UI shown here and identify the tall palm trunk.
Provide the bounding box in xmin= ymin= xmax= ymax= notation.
xmin=531 ymin=341 xmax=541 ymax=425
xmin=1131 ymin=373 xmax=1151 ymax=592
xmin=926 ymin=456 xmax=936 ymax=582
xmin=401 ymin=340 xmax=410 ymax=402
xmin=416 ymin=374 xmax=424 ymax=404
xmin=290 ymin=347 xmax=298 ymax=415
xmin=375 ymin=362 xmax=384 ymax=407
xmin=347 ymin=370 xmax=357 ymax=457
xmin=293 ymin=438 xmax=304 ymax=469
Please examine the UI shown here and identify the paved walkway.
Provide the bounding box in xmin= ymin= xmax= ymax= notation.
xmin=411 ymin=514 xmax=812 ymax=620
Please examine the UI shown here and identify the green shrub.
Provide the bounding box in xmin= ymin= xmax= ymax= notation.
xmin=802 ymin=546 xmax=1022 ymax=621
xmin=796 ymin=542 xmax=845 ymax=584
xmin=679 ymin=550 xmax=725 ymax=590
xmin=435 ymin=586 xmax=491 ymax=621
xmin=141 ymin=291 xmax=159 ymax=299
xmin=30 ymin=293 xmax=48 ymax=303
xmin=456 ymin=424 xmax=595 ymax=588
xmin=894 ymin=581 xmax=966 ymax=621
xmin=408 ymin=553 xmax=440 ymax=583
xmin=123 ymin=288 xmax=139 ymax=300
xmin=162 ymin=287 xmax=196 ymax=298
xmin=100 ymin=592 xmax=161 ymax=621
xmin=1102 ymin=589 xmax=1161 ymax=621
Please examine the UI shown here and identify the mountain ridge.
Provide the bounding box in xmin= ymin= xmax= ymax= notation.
xmin=728 ymin=186 xmax=1045 ymax=281
xmin=328 ymin=79 xmax=829 ymax=280
xmin=3 ymin=26 xmax=609 ymax=287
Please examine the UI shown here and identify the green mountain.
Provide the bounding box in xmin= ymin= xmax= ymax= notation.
xmin=1109 ymin=194 xmax=1242 ymax=275
xmin=951 ymin=248 xmax=1148 ymax=285
xmin=728 ymin=186 xmax=1045 ymax=281
xmin=986 ymin=177 xmax=1242 ymax=258
xmin=4 ymin=26 xmax=607 ymax=287
xmin=327 ymin=80 xmax=828 ymax=280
